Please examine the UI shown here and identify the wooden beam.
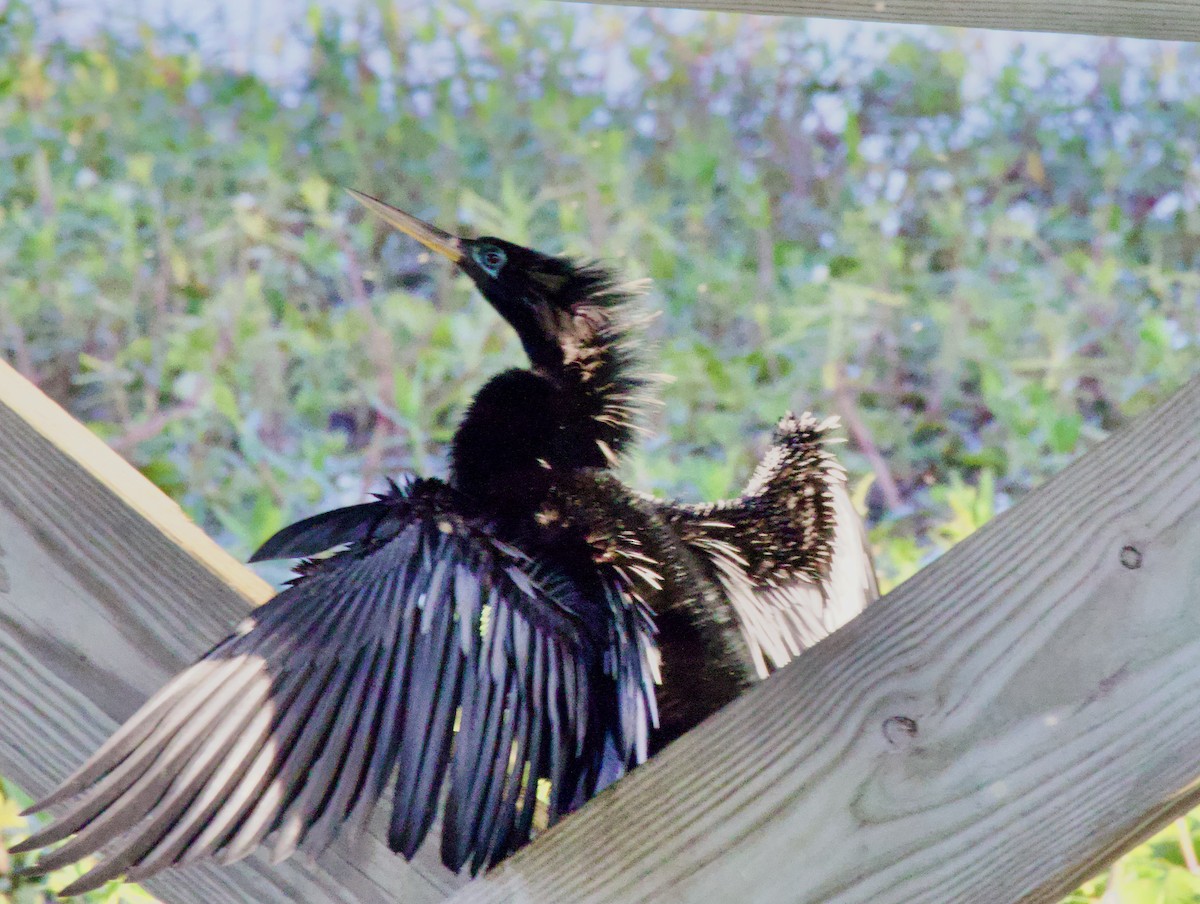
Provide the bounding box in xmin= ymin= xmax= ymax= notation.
xmin=5 ymin=351 xmax=1200 ymax=904
xmin=449 ymin=372 xmax=1200 ymax=904
xmin=580 ymin=0 xmax=1200 ymax=42
xmin=0 ymin=360 xmax=463 ymax=904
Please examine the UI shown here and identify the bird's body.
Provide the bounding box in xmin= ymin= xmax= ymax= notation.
xmin=15 ymin=193 xmax=876 ymax=895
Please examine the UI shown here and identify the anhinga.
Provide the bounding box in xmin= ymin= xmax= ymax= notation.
xmin=14 ymin=191 xmax=877 ymax=895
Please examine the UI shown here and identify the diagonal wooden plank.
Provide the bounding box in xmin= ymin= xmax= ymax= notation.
xmin=0 ymin=359 xmax=463 ymax=904
xmin=576 ymin=0 xmax=1200 ymax=42
xmin=450 ymin=372 xmax=1200 ymax=904
xmin=5 ymin=355 xmax=1198 ymax=904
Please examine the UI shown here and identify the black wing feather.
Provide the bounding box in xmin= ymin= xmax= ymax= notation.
xmin=16 ymin=477 xmax=658 ymax=894
xmin=247 ymin=499 xmax=393 ymax=563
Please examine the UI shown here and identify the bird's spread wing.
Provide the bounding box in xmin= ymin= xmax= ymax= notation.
xmin=14 ymin=478 xmax=658 ymax=893
xmin=655 ymin=413 xmax=878 ymax=678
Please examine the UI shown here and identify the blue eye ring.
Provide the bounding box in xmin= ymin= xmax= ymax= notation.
xmin=472 ymin=244 xmax=507 ymax=277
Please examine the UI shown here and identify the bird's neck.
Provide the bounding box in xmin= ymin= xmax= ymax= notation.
xmin=536 ymin=305 xmax=648 ymax=465
xmin=451 ymin=318 xmax=650 ymax=511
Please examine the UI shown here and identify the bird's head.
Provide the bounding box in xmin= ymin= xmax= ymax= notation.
xmin=348 ymin=189 xmax=617 ymax=373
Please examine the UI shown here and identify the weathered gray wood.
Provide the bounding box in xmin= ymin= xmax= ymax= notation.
xmin=580 ymin=0 xmax=1200 ymax=42
xmin=0 ymin=360 xmax=464 ymax=904
xmin=449 ymin=373 xmax=1200 ymax=904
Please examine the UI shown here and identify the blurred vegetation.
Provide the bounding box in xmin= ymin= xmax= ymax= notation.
xmin=0 ymin=0 xmax=1197 ymax=901
xmin=1 ymin=779 xmax=159 ymax=902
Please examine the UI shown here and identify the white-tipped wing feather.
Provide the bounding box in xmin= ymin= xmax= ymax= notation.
xmin=15 ymin=478 xmax=658 ymax=894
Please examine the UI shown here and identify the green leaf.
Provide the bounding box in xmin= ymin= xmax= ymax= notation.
xmin=211 ymin=381 xmax=240 ymax=427
xmin=299 ymin=173 xmax=331 ymax=215
xmin=1049 ymin=414 xmax=1081 ymax=454
xmin=843 ymin=109 xmax=861 ymax=166
xmin=126 ymin=152 xmax=154 ymax=186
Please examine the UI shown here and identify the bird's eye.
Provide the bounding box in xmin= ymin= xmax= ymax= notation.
xmin=472 ymin=244 xmax=507 ymax=277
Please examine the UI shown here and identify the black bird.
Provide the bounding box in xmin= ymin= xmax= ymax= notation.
xmin=14 ymin=191 xmax=876 ymax=894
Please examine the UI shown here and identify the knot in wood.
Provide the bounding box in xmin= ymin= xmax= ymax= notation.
xmin=882 ymin=715 xmax=918 ymax=747
xmin=1119 ymin=545 xmax=1143 ymax=569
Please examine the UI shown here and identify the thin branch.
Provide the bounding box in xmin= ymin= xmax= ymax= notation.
xmin=107 ymin=401 xmax=198 ymax=455
xmin=1177 ymin=817 xmax=1200 ymax=874
xmin=833 ymin=368 xmax=905 ymax=511
xmin=337 ymin=229 xmax=399 ymax=496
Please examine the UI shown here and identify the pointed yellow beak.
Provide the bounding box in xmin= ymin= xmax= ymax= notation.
xmin=345 ymin=189 xmax=464 ymax=263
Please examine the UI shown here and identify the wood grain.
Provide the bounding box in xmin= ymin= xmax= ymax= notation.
xmin=580 ymin=0 xmax=1200 ymax=41
xmin=449 ymin=372 xmax=1200 ymax=904
xmin=0 ymin=360 xmax=463 ymax=904
xmin=5 ymin=357 xmax=1200 ymax=904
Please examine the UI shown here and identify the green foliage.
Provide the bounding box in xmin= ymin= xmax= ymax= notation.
xmin=1 ymin=779 xmax=159 ymax=902
xmin=1065 ymin=817 xmax=1200 ymax=904
xmin=0 ymin=2 xmax=1197 ymax=900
